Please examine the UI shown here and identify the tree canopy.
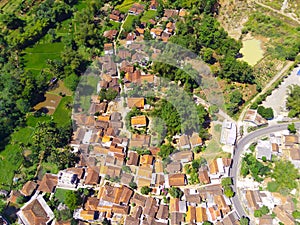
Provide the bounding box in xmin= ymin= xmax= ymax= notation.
xmin=286 ymin=85 xmax=300 ymax=118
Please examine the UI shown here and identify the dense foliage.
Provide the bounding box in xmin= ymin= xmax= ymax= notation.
xmin=168 ymin=187 xmax=183 ymax=198
xmin=257 ymin=106 xmax=274 ymax=120
xmin=286 ymin=85 xmax=300 ymax=118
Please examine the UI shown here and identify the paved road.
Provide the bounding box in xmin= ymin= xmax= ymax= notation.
xmin=230 ymin=122 xmax=300 ymax=218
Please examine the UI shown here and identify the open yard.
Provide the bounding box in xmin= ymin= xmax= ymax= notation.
xmin=123 ymin=15 xmax=136 ymax=31
xmin=115 ymin=0 xmax=137 ymax=13
xmin=22 ymin=42 xmax=64 ymax=73
xmin=54 ymin=188 xmax=69 ymax=203
xmin=33 ymin=93 xmax=62 ymax=115
xmin=53 ymin=96 xmax=73 ymax=127
xmin=141 ymin=10 xmax=157 ymax=22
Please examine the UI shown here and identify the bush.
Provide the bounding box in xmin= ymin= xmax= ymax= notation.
xmin=141 ymin=186 xmax=152 ymax=195
xmin=257 ymin=106 xmax=274 ymax=120
xmin=168 ymin=187 xmax=183 ymax=198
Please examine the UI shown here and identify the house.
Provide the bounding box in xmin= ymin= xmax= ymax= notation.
xmin=170 ymin=198 xmax=180 ymax=212
xmin=131 ymin=192 xmax=147 ymax=206
xmin=222 ymin=211 xmax=239 ymax=225
xmin=38 ymin=173 xmax=58 ymax=193
xmin=256 ymin=140 xmax=272 ymax=161
xmin=196 ymin=207 xmax=208 ymax=223
xmin=156 ymin=204 xmax=169 ymax=220
xmin=78 ymin=210 xmax=95 ymax=221
xmin=127 ymin=151 xmax=139 ymax=166
xmin=171 ymin=150 xmax=193 ymax=163
xmin=290 ymin=148 xmax=300 ymax=160
xmin=120 ymin=173 xmax=133 ymax=186
xmin=144 ymin=197 xmax=158 ymax=217
xmin=98 ymin=185 xmax=133 ymax=205
xmin=125 ymin=216 xmax=139 ymax=225
xmin=198 ymin=167 xmax=210 ymax=184
xmin=128 ymin=3 xmax=145 ymax=15
xmin=127 ymin=98 xmax=144 ymax=109
xmin=168 ymin=174 xmax=186 ymax=186
xmin=190 ymin=132 xmax=203 ymax=148
xmin=131 ymin=115 xmax=147 ymax=128
xmin=57 ymin=170 xmax=80 ymax=188
xmin=170 ymin=212 xmax=184 ymax=225
xmin=220 ymin=120 xmax=237 ymax=145
xmin=184 ymin=189 xmax=201 ymax=204
xmin=150 ymin=0 xmax=159 ymax=10
xmin=17 ymin=195 xmax=54 ymax=225
xmin=214 ymin=195 xmax=231 ymax=215
xmin=273 ymin=206 xmax=295 ymax=225
xmin=84 ymin=167 xmax=100 ymax=186
xmin=104 ymin=43 xmax=114 ymax=55
xmin=259 ymin=215 xmax=273 ymax=225
xmin=140 ymin=154 xmax=153 ymax=166
xmin=103 ymin=30 xmax=118 ymax=40
xmin=179 ymin=8 xmax=187 ymax=17
xmin=20 ymin=181 xmax=38 ymax=197
xmin=129 ymin=134 xmax=150 ymax=148
xmin=186 ymin=205 xmax=196 ymax=224
xmin=178 ymin=135 xmax=190 ymax=149
xmin=244 ymin=109 xmax=268 ymax=126
xmin=245 ymin=190 xmax=261 ymax=210
xmin=84 ymin=197 xmax=99 ymax=211
xmin=150 ymin=28 xmax=163 ymax=39
xmin=166 ymin=162 xmax=182 ymax=174
xmin=126 ymin=32 xmax=136 ymax=45
xmin=118 ymin=49 xmax=131 ymax=60
xmin=163 ymin=9 xmax=179 ymax=19
xmin=209 ymin=159 xmax=219 ymax=175
xmin=284 ymin=134 xmax=299 ymax=147
xmin=109 ymin=10 xmax=124 ymax=22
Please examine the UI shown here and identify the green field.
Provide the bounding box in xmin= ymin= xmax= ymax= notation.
xmin=54 ymin=188 xmax=69 ymax=203
xmin=141 ymin=10 xmax=157 ymax=22
xmin=53 ymin=96 xmax=73 ymax=126
xmin=115 ymin=0 xmax=137 ymax=13
xmin=123 ymin=15 xmax=136 ymax=31
xmin=22 ymin=42 xmax=64 ymax=72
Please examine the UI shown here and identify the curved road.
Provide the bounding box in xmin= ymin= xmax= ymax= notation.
xmin=230 ymin=122 xmax=300 ymax=218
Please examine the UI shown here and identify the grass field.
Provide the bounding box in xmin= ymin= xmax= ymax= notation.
xmin=115 ymin=0 xmax=137 ymax=13
xmin=54 ymin=188 xmax=70 ymax=203
xmin=1 ymin=0 xmax=22 ymax=13
xmin=0 ymin=126 xmax=34 ymax=190
xmin=22 ymin=42 xmax=64 ymax=72
xmin=123 ymin=15 xmax=136 ymax=31
xmin=141 ymin=10 xmax=157 ymax=22
xmin=77 ymin=75 xmax=99 ymax=112
xmin=53 ymin=96 xmax=73 ymax=126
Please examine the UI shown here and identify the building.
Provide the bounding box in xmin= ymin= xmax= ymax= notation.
xmin=127 ymin=98 xmax=145 ymax=109
xmin=178 ymin=135 xmax=190 ymax=149
xmin=168 ymin=174 xmax=186 ymax=186
xmin=244 ymin=109 xmax=268 ymax=126
xmin=256 ymin=140 xmax=272 ymax=161
xmin=220 ymin=120 xmax=237 ymax=145
xmin=131 ymin=115 xmax=147 ymax=128
xmin=38 ymin=174 xmax=58 ymax=193
xmin=20 ymin=181 xmax=38 ymax=197
xmin=17 ymin=195 xmax=54 ymax=225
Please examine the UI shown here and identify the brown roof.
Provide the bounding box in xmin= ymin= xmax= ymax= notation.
xmin=190 ymin=132 xmax=203 ymax=147
xmin=104 ymin=43 xmax=113 ymax=51
xmin=285 ymin=135 xmax=299 ymax=146
xmin=84 ymin=197 xmax=99 ymax=211
xmin=21 ymin=181 xmax=38 ymax=197
xmin=245 ymin=190 xmax=260 ymax=210
xmin=127 ymin=98 xmax=144 ymax=109
xmin=166 ymin=161 xmax=182 ymax=174
xmin=38 ymin=174 xmax=58 ymax=193
xmin=271 ymin=143 xmax=279 ymax=152
xmin=198 ymin=167 xmax=210 ymax=184
xmin=84 ymin=167 xmax=100 ymax=185
xmin=170 ymin=212 xmax=184 ymax=225
xmin=290 ymin=148 xmax=300 ymax=160
xmin=131 ymin=115 xmax=147 ymax=126
xmin=65 ymin=167 xmax=85 ymax=179
xmin=125 ymin=216 xmax=140 ymax=225
xmin=164 ymin=9 xmax=179 ymax=18
xmin=156 ymin=204 xmax=169 ymax=220
xmin=273 ymin=206 xmax=294 ymax=225
xmin=112 ymin=205 xmax=129 ymax=214
xmin=106 ymin=165 xmax=121 ymax=178
xmin=209 ymin=159 xmax=219 ymax=174
xmin=21 ymin=199 xmax=50 ymax=225
xmin=140 ymin=154 xmax=153 ymax=166
xmin=196 ymin=207 xmax=207 ymax=223
xmin=144 ymin=197 xmax=158 ymax=217
xmin=179 ymin=8 xmax=187 ymax=17
xmin=171 ymin=151 xmax=193 ymax=162
xmin=130 ymin=192 xmax=147 ymax=206
xmin=129 ymin=134 xmax=150 ymax=148
xmin=132 ymin=205 xmax=143 ymax=219
xmin=127 ymin=151 xmax=139 ymax=166
xmin=120 ymin=173 xmax=133 ymax=186
xmin=103 ymin=30 xmax=118 ymax=40
xmin=178 ymin=135 xmax=190 ymax=148
xmin=118 ymin=49 xmax=131 ymax=60
xmin=168 ymin=174 xmax=186 ymax=186
xmin=184 ymin=189 xmax=201 ymax=204
xmin=259 ymin=215 xmax=273 ymax=225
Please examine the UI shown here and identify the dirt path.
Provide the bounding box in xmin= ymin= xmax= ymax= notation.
xmin=255 ymin=1 xmax=300 ymax=24
xmin=238 ymin=60 xmax=294 ymax=123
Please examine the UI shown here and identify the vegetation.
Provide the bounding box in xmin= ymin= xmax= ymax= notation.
xmin=286 ymin=85 xmax=300 ymax=118
xmin=99 ymin=88 xmax=119 ymax=102
xmin=141 ymin=186 xmax=152 ymax=195
xmin=254 ymin=205 xmax=270 ymax=218
xmin=168 ymin=187 xmax=183 ymax=198
xmin=267 ymin=160 xmax=299 ymax=195
xmin=257 ymin=106 xmax=274 ymax=120
xmin=239 ymin=217 xmax=250 ymax=225
xmin=288 ymin=123 xmax=297 ymax=134
xmin=221 ymin=177 xmax=234 ymax=198
xmin=158 ymin=144 xmax=175 ymax=160
xmin=64 ymin=190 xmax=82 ymax=210
xmin=241 ymin=153 xmax=270 ymax=182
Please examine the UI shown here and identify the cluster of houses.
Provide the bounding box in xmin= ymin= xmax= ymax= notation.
xmin=240 ymin=130 xmax=300 ymax=225
xmin=254 ymin=131 xmax=300 ymax=168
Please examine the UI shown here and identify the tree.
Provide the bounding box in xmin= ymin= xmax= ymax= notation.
xmin=54 ymin=208 xmax=73 ymax=221
xmin=64 ymin=191 xmax=82 ymax=210
xmin=254 ymin=209 xmax=263 ymax=218
xmin=260 ymin=205 xmax=270 ymax=215
xmin=292 ymin=210 xmax=300 ymax=219
xmin=203 ymin=222 xmax=213 ymax=225
xmin=141 ymin=186 xmax=152 ymax=195
xmin=16 ymin=195 xmax=27 ymax=204
xmin=288 ymin=123 xmax=297 ymax=134
xmin=257 ymin=106 xmax=274 ymax=120
xmin=0 ymin=200 xmax=6 ymax=214
xmin=158 ymin=144 xmax=175 ymax=160
xmin=129 ymin=181 xmax=137 ymax=190
xmin=224 ymin=186 xmax=234 ymax=198
xmin=239 ymin=217 xmax=250 ymax=225
xmin=221 ymin=177 xmax=232 ymax=187
xmin=286 ymin=85 xmax=300 ymax=118
xmin=168 ymin=187 xmax=183 ymax=199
